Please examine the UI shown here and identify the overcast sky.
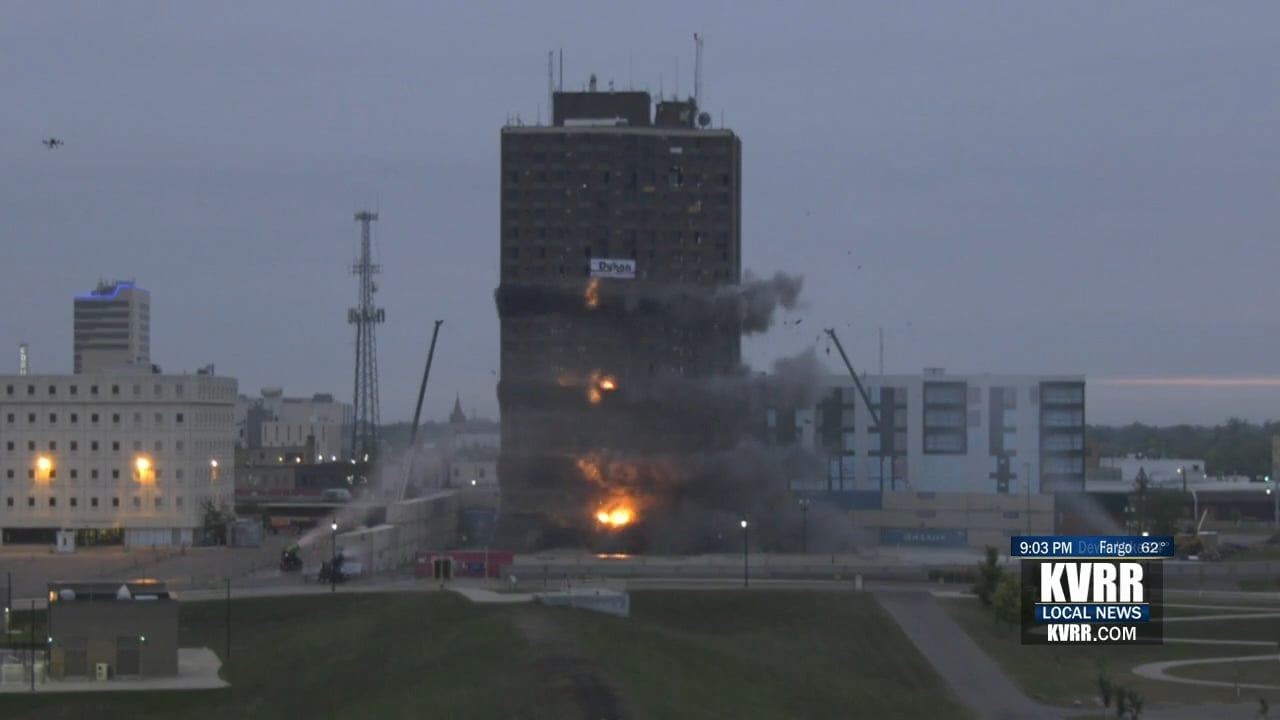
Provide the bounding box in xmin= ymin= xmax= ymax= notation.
xmin=2 ymin=1 xmax=1278 ymax=426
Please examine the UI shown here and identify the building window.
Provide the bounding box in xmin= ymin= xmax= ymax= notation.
xmin=4 ymin=385 xmax=10 ymax=395
xmin=5 ymin=470 xmax=11 ymax=479
xmin=27 ymin=497 xmax=34 ymax=507
xmin=91 ymin=497 xmax=99 ymax=508
xmin=26 ymin=413 xmax=34 ymax=423
xmin=70 ymin=413 xmax=78 ymax=423
xmin=176 ymin=468 xmax=184 ymax=480
xmin=111 ymin=385 xmax=119 ymax=396
xmin=112 ymin=441 xmax=120 ymax=452
xmin=154 ymin=384 xmax=162 ymax=397
xmin=70 ymin=497 xmax=78 ymax=508
xmin=112 ymin=497 xmax=120 ymax=508
xmin=154 ymin=441 xmax=163 ymax=452
xmin=70 ymin=469 xmax=78 ymax=479
xmin=5 ymin=413 xmax=12 ymax=423
xmin=70 ymin=441 xmax=78 ymax=451
xmin=133 ymin=412 xmax=142 ymax=425
xmin=176 ymin=384 xmax=184 ymax=398
xmin=155 ymin=497 xmax=163 ymax=508
xmin=90 ymin=385 xmax=98 ymax=395
xmin=176 ymin=496 xmax=184 ymax=509
xmin=91 ymin=469 xmax=99 ymax=479
xmin=70 ymin=385 xmax=78 ymax=396
xmin=48 ymin=413 xmax=56 ymax=424
xmin=132 ymin=384 xmax=141 ymax=397
xmin=91 ymin=441 xmax=99 ymax=451
xmin=176 ymin=413 xmax=184 ymax=424
xmin=91 ymin=413 xmax=99 ymax=423
xmin=48 ymin=385 xmax=56 ymax=395
xmin=49 ymin=498 xmax=56 ymax=507
xmin=4 ymin=497 xmax=11 ymax=507
xmin=5 ymin=442 xmax=11 ymax=451
xmin=176 ymin=441 xmax=185 ymax=453
xmin=132 ymin=497 xmax=141 ymax=508
xmin=112 ymin=470 xmax=120 ymax=479
xmin=27 ymin=441 xmax=34 ymax=451
xmin=112 ymin=413 xmax=120 ymax=424
xmin=133 ymin=441 xmax=142 ymax=451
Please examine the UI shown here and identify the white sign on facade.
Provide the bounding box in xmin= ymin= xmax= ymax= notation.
xmin=589 ymin=258 xmax=637 ymax=279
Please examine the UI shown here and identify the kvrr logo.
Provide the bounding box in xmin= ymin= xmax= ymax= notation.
xmin=1040 ymin=562 xmax=1144 ymax=604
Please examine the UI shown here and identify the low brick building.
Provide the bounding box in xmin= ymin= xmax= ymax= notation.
xmin=47 ymin=580 xmax=178 ymax=679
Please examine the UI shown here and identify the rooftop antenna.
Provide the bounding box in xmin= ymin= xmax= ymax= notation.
xmin=659 ymin=73 xmax=664 ymax=99
xmin=559 ymin=49 xmax=563 ymax=91
xmin=694 ymin=33 xmax=704 ymax=109
xmin=548 ymin=50 xmax=554 ymax=111
xmin=675 ymin=57 xmax=680 ymax=99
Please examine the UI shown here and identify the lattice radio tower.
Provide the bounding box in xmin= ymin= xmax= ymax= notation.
xmin=348 ymin=211 xmax=385 ymax=461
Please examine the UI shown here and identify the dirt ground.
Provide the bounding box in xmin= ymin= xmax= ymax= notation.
xmin=513 ymin=606 xmax=629 ymax=720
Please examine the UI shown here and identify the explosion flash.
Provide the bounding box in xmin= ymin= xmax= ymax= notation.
xmin=584 ymin=278 xmax=600 ymax=309
xmin=577 ymin=454 xmax=645 ymax=531
xmin=587 ymin=371 xmax=618 ymax=404
xmin=595 ymin=506 xmax=635 ymax=527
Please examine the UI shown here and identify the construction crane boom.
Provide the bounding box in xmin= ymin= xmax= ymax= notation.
xmin=824 ymin=328 xmax=904 ymax=490
xmin=402 ymin=321 xmax=443 ymax=501
xmin=823 ymin=328 xmax=880 ymax=428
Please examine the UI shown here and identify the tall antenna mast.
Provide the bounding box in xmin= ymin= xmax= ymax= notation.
xmin=559 ymin=49 xmax=564 ymax=92
xmin=694 ymin=33 xmax=704 ymax=109
xmin=548 ymin=50 xmax=555 ymax=115
xmin=348 ymin=210 xmax=385 ymax=463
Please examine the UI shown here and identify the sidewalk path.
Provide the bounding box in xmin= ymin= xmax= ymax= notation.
xmin=874 ymin=590 xmax=1063 ymax=720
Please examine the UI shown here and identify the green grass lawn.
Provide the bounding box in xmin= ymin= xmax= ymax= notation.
xmin=945 ymin=598 xmax=1278 ymax=707
xmin=2 ymin=590 xmax=971 ymax=720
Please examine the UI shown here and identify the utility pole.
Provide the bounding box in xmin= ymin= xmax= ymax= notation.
xmin=348 ymin=211 xmax=385 ymax=463
xmin=225 ymin=578 xmax=231 ymax=667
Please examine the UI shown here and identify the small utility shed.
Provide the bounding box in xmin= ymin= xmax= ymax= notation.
xmin=46 ymin=580 xmax=179 ymax=680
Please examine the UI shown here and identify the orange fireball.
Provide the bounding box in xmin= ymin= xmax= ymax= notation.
xmin=584 ymin=278 xmax=600 ymax=309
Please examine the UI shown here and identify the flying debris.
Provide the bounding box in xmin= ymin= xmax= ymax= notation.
xmin=42 ymin=138 xmax=64 ymax=149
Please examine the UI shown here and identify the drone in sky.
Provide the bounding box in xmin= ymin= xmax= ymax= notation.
xmin=42 ymin=138 xmax=64 ymax=149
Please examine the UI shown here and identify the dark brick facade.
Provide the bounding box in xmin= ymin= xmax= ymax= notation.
xmin=495 ymin=91 xmax=743 ymax=548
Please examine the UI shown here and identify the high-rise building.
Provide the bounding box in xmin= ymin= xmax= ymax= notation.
xmin=495 ymin=80 xmax=742 ymax=548
xmin=73 ymin=281 xmax=151 ymax=374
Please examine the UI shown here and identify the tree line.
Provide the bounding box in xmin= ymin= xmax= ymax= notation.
xmin=1089 ymin=419 xmax=1280 ymax=477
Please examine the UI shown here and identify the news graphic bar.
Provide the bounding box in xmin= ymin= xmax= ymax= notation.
xmin=1010 ymin=535 xmax=1175 ymax=559
xmin=1019 ymin=559 xmax=1164 ymax=646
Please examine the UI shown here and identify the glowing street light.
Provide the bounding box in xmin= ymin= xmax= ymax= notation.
xmin=35 ymin=456 xmax=53 ymax=480
xmin=740 ymin=519 xmax=750 ymax=589
xmin=210 ymin=459 xmax=219 ymax=481
xmin=135 ymin=456 xmax=153 ymax=483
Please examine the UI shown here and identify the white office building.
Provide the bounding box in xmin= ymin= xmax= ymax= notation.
xmin=768 ymin=370 xmax=1086 ymax=495
xmin=236 ymin=388 xmax=352 ymax=461
xmin=0 ymin=370 xmax=238 ymax=546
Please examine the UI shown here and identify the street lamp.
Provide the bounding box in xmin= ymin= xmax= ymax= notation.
xmin=1268 ymin=488 xmax=1278 ymax=530
xmin=798 ymin=498 xmax=810 ymax=554
xmin=740 ymin=519 xmax=749 ymax=589
xmin=210 ymin=459 xmax=219 ymax=481
xmin=329 ymin=521 xmax=338 ymax=592
xmin=134 ymin=456 xmax=153 ymax=483
xmin=35 ymin=456 xmax=53 ymax=481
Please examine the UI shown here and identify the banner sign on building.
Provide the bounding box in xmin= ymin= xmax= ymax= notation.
xmin=1011 ymin=535 xmax=1170 ymax=646
xmin=589 ymin=258 xmax=637 ymax=279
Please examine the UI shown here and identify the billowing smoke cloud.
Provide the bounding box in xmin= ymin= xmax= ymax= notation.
xmin=494 ymin=270 xmax=804 ymax=335
xmin=728 ymin=271 xmax=804 ymax=334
